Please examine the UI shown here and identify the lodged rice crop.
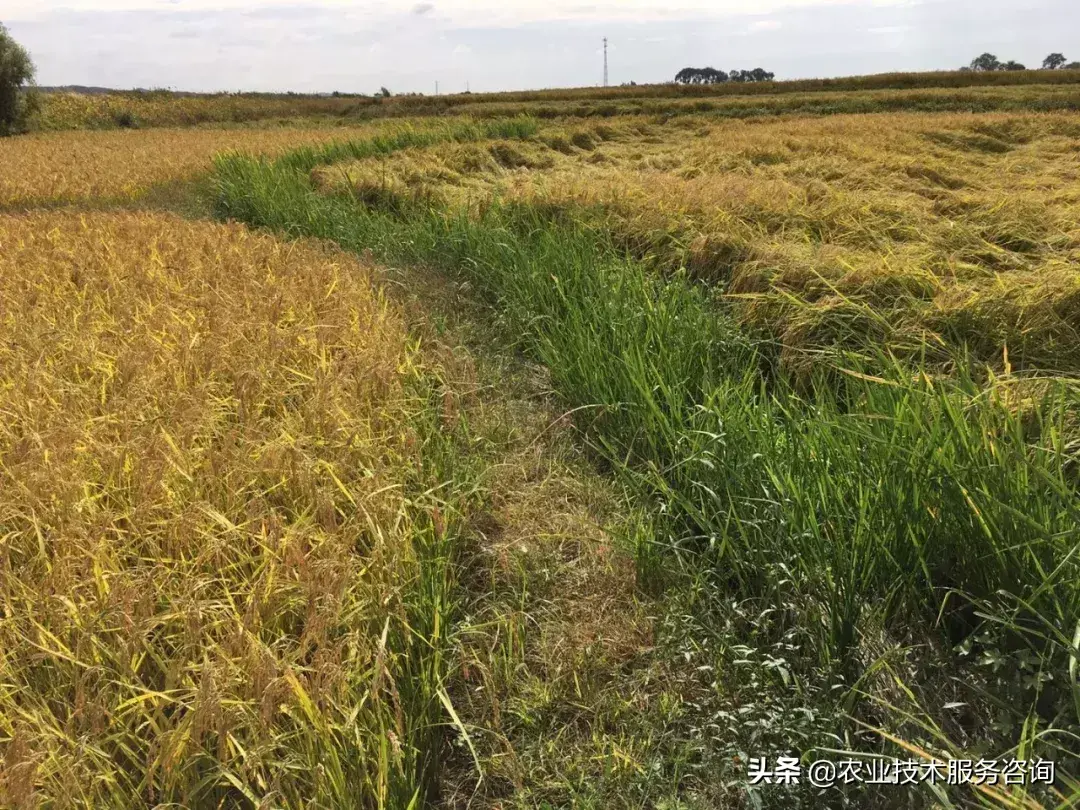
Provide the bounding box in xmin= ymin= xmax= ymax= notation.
xmin=314 ymin=111 xmax=1080 ymax=374
xmin=4 ymin=90 xmax=1079 ymax=805
xmin=0 ymin=211 xmax=464 ymax=807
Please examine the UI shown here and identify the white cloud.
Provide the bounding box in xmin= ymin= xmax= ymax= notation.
xmin=6 ymin=0 xmax=913 ymax=24
xmin=7 ymin=0 xmax=1072 ymax=94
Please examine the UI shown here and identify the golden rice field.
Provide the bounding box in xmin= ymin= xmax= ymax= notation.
xmin=30 ymin=91 xmax=362 ymax=131
xmin=315 ymin=111 xmax=1080 ymax=372
xmin=0 ymin=125 xmax=401 ymax=207
xmin=4 ymin=94 xmax=1080 ymax=808
xmin=0 ymin=211 xmax=451 ymax=806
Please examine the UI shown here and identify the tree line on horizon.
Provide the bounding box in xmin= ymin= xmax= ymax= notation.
xmin=674 ymin=67 xmax=775 ymax=85
xmin=962 ymin=52 xmax=1079 ymax=72
xmin=673 ymin=52 xmax=1080 ymax=86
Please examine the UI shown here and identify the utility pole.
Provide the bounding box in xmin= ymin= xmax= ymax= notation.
xmin=435 ymin=80 xmax=439 ymax=96
xmin=603 ymin=37 xmax=609 ymax=87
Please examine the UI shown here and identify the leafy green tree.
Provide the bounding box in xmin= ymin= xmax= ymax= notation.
xmin=970 ymin=52 xmax=1002 ymax=71
xmin=1041 ymin=52 xmax=1067 ymax=70
xmin=676 ymin=66 xmax=773 ymax=84
xmin=379 ymin=86 xmax=392 ymax=98
xmin=1066 ymin=61 xmax=1080 ymax=69
xmin=1002 ymin=60 xmax=1026 ymax=71
xmin=0 ymin=22 xmax=37 ymax=135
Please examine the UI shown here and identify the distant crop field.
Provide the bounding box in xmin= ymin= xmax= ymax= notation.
xmin=30 ymin=70 xmax=1080 ymax=132
xmin=29 ymin=90 xmax=362 ymax=131
xmin=0 ymin=124 xmax=400 ymax=207
xmin=449 ymin=82 xmax=1080 ymax=121
xmin=313 ymin=111 xmax=1080 ymax=373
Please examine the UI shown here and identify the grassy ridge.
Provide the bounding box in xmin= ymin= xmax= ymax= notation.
xmin=213 ymin=135 xmax=1080 ymax=804
xmin=272 ymin=117 xmax=538 ymax=173
xmin=0 ymin=118 xmax=537 ymax=212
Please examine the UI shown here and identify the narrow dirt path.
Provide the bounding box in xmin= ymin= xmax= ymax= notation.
xmin=368 ymin=259 xmax=670 ymax=807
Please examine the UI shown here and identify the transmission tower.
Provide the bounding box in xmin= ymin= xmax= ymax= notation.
xmin=603 ymin=37 xmax=609 ymax=87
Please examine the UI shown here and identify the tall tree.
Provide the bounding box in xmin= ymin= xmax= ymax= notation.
xmin=970 ymin=52 xmax=1002 ymax=72
xmin=1042 ymin=53 xmax=1067 ymax=70
xmin=0 ymin=22 xmax=36 ymax=135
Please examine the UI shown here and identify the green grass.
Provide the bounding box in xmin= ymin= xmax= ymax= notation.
xmin=212 ymin=131 xmax=1080 ymax=806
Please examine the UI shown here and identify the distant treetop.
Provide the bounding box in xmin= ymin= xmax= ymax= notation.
xmin=1042 ymin=53 xmax=1067 ymax=70
xmin=969 ymin=53 xmax=1004 ymax=71
xmin=675 ymin=66 xmax=774 ymax=85
xmin=966 ymin=52 xmax=1073 ymax=72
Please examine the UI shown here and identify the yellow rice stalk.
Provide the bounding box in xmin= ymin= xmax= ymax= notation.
xmin=0 ymin=211 xmax=430 ymax=806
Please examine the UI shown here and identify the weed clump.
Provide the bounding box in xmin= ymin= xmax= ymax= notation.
xmin=112 ymin=109 xmax=138 ymax=128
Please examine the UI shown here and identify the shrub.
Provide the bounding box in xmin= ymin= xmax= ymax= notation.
xmin=112 ymin=110 xmax=138 ymax=129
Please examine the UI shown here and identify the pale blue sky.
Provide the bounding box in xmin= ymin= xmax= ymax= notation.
xmin=6 ymin=0 xmax=1077 ymax=94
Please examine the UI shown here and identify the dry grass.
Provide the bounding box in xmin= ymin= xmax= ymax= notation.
xmin=0 ymin=125 xmax=402 ymax=208
xmin=316 ymin=111 xmax=1080 ymax=372
xmin=0 ymin=211 xmax=445 ymax=806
